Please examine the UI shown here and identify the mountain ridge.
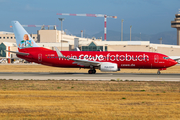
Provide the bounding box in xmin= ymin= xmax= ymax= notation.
xmin=75 ymin=30 xmax=177 ymax=45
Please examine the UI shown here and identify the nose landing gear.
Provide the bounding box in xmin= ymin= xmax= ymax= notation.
xmin=157 ymin=68 xmax=166 ymax=75
xmin=157 ymin=70 xmax=161 ymax=75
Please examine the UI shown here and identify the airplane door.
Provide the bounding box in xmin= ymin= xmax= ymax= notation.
xmin=38 ymin=54 xmax=42 ymax=62
xmin=154 ymin=55 xmax=159 ymax=63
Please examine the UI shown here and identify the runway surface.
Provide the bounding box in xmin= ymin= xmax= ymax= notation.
xmin=0 ymin=72 xmax=180 ymax=81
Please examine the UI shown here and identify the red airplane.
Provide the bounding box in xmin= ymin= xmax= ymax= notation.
xmin=8 ymin=21 xmax=177 ymax=74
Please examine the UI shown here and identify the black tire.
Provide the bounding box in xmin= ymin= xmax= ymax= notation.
xmin=88 ymin=70 xmax=93 ymax=74
xmin=93 ymin=70 xmax=96 ymax=74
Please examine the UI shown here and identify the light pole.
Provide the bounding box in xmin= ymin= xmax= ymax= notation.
xmin=130 ymin=25 xmax=132 ymax=41
xmin=121 ymin=19 xmax=124 ymax=41
xmin=58 ymin=18 xmax=65 ymax=51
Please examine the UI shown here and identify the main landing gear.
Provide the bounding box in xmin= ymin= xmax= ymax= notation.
xmin=88 ymin=69 xmax=96 ymax=74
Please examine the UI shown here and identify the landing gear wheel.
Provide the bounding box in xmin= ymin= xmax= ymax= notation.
xmin=92 ymin=70 xmax=96 ymax=74
xmin=88 ymin=69 xmax=96 ymax=74
xmin=88 ymin=70 xmax=93 ymax=74
xmin=157 ymin=70 xmax=161 ymax=75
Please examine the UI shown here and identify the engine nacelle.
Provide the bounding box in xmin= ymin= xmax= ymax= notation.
xmin=99 ymin=62 xmax=119 ymax=72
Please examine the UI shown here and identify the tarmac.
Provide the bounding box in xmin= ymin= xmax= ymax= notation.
xmin=0 ymin=72 xmax=180 ymax=81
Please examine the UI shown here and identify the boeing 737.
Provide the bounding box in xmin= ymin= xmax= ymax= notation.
xmin=8 ymin=21 xmax=177 ymax=74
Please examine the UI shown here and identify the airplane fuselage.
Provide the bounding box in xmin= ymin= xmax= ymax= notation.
xmin=10 ymin=21 xmax=178 ymax=74
xmin=18 ymin=47 xmax=177 ymax=69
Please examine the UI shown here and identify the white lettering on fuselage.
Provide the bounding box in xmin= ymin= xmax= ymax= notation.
xmin=104 ymin=66 xmax=114 ymax=68
xmin=121 ymin=64 xmax=136 ymax=66
xmin=59 ymin=53 xmax=149 ymax=62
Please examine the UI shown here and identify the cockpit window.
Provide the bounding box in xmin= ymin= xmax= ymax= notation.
xmin=163 ymin=57 xmax=170 ymax=59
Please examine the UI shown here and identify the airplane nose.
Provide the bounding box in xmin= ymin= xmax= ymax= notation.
xmin=171 ymin=59 xmax=178 ymax=66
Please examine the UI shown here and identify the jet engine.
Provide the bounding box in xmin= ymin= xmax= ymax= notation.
xmin=99 ymin=62 xmax=119 ymax=72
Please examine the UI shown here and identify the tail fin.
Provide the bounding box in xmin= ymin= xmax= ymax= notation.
xmin=11 ymin=21 xmax=39 ymax=50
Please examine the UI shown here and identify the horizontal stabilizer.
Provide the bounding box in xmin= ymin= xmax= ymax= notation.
xmin=5 ymin=50 xmax=29 ymax=56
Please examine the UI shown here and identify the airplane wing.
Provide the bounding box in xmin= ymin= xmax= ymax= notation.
xmin=5 ymin=50 xmax=29 ymax=56
xmin=169 ymin=56 xmax=180 ymax=63
xmin=70 ymin=58 xmax=101 ymax=66
xmin=54 ymin=46 xmax=101 ymax=67
xmin=169 ymin=56 xmax=180 ymax=60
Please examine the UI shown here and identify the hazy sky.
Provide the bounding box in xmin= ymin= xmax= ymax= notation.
xmin=0 ymin=0 xmax=180 ymax=35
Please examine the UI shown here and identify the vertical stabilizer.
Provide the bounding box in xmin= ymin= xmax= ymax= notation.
xmin=11 ymin=21 xmax=39 ymax=50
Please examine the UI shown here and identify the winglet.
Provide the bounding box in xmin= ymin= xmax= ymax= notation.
xmin=74 ymin=47 xmax=80 ymax=51
xmin=54 ymin=46 xmax=66 ymax=58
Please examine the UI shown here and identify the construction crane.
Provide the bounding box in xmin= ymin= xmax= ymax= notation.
xmin=56 ymin=13 xmax=117 ymax=41
xmin=21 ymin=25 xmax=58 ymax=30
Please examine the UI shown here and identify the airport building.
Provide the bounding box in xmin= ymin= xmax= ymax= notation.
xmin=1 ymin=28 xmax=180 ymax=60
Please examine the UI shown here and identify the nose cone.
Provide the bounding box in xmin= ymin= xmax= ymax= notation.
xmin=170 ymin=59 xmax=178 ymax=66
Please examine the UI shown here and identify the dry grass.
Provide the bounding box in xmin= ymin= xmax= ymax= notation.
xmin=0 ymin=64 xmax=180 ymax=73
xmin=0 ymin=80 xmax=180 ymax=93
xmin=0 ymin=80 xmax=180 ymax=119
xmin=0 ymin=91 xmax=180 ymax=120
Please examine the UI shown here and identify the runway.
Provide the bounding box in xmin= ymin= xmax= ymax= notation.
xmin=0 ymin=72 xmax=180 ymax=81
